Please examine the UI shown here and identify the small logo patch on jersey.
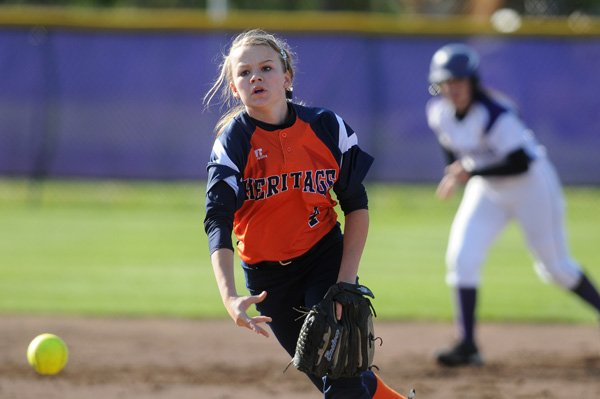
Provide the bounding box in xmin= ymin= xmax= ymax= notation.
xmin=308 ymin=207 xmax=320 ymax=228
xmin=254 ymin=148 xmax=268 ymax=160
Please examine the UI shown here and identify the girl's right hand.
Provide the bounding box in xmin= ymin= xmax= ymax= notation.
xmin=224 ymin=290 xmax=272 ymax=337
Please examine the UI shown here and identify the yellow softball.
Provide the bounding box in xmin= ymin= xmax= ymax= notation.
xmin=27 ymin=333 xmax=69 ymax=375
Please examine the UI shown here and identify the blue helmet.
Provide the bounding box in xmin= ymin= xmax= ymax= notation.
xmin=429 ymin=43 xmax=480 ymax=84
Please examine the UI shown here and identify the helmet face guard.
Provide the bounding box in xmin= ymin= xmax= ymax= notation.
xmin=429 ymin=43 xmax=480 ymax=85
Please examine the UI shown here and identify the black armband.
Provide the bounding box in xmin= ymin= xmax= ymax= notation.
xmin=471 ymin=148 xmax=532 ymax=177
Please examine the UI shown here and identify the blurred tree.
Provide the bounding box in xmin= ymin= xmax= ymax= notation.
xmin=0 ymin=0 xmax=599 ymax=14
xmin=499 ymin=0 xmax=600 ymax=15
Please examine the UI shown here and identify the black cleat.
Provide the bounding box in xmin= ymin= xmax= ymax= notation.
xmin=435 ymin=340 xmax=484 ymax=367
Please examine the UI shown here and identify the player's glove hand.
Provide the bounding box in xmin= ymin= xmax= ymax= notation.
xmin=290 ymin=282 xmax=378 ymax=379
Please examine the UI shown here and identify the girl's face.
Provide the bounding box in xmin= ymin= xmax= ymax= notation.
xmin=229 ymin=44 xmax=291 ymax=118
xmin=439 ymin=78 xmax=473 ymax=114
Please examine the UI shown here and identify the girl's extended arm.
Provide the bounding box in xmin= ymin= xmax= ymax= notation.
xmin=210 ymin=248 xmax=272 ymax=337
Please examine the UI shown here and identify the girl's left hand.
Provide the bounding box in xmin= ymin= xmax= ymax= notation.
xmin=436 ymin=174 xmax=457 ymax=200
xmin=437 ymin=161 xmax=471 ymax=200
xmin=446 ymin=160 xmax=471 ymax=184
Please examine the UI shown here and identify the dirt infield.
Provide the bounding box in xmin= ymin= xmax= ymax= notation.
xmin=1 ymin=315 xmax=598 ymax=399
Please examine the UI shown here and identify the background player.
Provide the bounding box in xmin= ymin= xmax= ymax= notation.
xmin=203 ymin=29 xmax=409 ymax=398
xmin=426 ymin=43 xmax=600 ymax=367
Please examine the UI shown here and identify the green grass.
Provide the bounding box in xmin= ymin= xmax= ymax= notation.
xmin=1 ymin=178 xmax=599 ymax=323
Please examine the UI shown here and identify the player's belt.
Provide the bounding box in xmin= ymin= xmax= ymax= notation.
xmin=245 ymin=224 xmax=343 ymax=269
xmin=258 ymin=254 xmax=302 ymax=267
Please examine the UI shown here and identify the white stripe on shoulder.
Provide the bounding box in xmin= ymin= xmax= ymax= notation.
xmin=335 ymin=113 xmax=358 ymax=153
xmin=223 ymin=175 xmax=239 ymax=195
xmin=212 ymin=138 xmax=240 ymax=173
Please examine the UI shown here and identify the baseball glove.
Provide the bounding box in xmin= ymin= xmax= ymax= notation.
xmin=291 ymin=282 xmax=378 ymax=379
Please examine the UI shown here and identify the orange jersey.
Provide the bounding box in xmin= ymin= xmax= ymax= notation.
xmin=206 ymin=103 xmax=373 ymax=264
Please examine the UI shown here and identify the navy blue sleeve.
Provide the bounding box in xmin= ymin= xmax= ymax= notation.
xmin=441 ymin=145 xmax=457 ymax=165
xmin=204 ymin=180 xmax=236 ymax=255
xmin=334 ymin=145 xmax=374 ymax=214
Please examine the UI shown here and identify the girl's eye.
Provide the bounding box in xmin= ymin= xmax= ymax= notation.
xmin=239 ymin=70 xmax=250 ymax=77
xmin=262 ymin=66 xmax=272 ymax=72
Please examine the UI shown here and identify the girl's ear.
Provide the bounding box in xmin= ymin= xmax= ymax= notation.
xmin=230 ymin=82 xmax=240 ymax=99
xmin=283 ymin=72 xmax=292 ymax=90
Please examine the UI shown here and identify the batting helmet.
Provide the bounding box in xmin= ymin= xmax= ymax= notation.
xmin=429 ymin=43 xmax=480 ymax=84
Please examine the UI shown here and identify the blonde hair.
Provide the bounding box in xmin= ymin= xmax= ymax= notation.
xmin=204 ymin=29 xmax=296 ymax=137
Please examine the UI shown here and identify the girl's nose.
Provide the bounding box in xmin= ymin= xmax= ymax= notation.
xmin=250 ymin=73 xmax=262 ymax=83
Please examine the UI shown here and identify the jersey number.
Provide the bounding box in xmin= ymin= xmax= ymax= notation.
xmin=308 ymin=207 xmax=320 ymax=228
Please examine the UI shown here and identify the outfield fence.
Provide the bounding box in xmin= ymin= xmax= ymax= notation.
xmin=1 ymin=7 xmax=600 ymax=184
